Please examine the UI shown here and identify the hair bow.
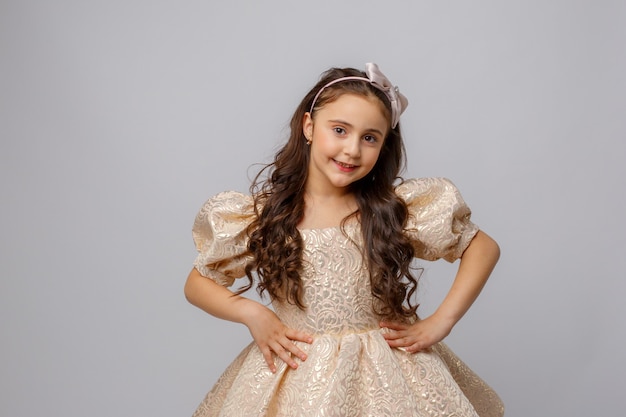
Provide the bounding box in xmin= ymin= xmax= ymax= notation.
xmin=364 ymin=63 xmax=408 ymax=129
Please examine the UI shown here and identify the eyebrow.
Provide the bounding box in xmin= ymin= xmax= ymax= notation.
xmin=327 ymin=119 xmax=385 ymax=137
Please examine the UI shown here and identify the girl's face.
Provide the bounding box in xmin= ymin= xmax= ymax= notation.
xmin=303 ymin=93 xmax=389 ymax=196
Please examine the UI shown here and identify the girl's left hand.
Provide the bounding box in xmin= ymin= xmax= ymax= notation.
xmin=380 ymin=315 xmax=454 ymax=353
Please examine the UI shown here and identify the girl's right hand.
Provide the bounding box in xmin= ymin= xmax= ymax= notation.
xmin=242 ymin=304 xmax=313 ymax=373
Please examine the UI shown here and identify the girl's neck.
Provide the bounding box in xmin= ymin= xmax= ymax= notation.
xmin=298 ymin=191 xmax=358 ymax=230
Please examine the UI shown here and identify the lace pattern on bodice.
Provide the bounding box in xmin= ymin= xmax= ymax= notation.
xmin=274 ymin=225 xmax=381 ymax=335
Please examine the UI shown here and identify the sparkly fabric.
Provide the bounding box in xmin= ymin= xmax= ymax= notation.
xmin=191 ymin=178 xmax=504 ymax=417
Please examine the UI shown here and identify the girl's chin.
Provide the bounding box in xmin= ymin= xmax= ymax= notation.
xmin=328 ymin=175 xmax=366 ymax=189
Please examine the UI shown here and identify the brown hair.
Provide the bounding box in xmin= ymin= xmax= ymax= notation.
xmin=240 ymin=66 xmax=419 ymax=320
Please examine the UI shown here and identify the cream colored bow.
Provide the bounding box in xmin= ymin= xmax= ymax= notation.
xmin=364 ymin=63 xmax=408 ymax=129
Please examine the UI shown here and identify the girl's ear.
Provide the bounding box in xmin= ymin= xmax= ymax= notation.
xmin=302 ymin=112 xmax=313 ymax=140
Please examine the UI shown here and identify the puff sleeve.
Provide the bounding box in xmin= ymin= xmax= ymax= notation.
xmin=191 ymin=191 xmax=255 ymax=287
xmin=396 ymin=178 xmax=479 ymax=262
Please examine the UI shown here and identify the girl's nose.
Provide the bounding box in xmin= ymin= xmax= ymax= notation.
xmin=343 ymin=136 xmax=361 ymax=158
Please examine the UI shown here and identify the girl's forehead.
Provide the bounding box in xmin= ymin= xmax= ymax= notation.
xmin=316 ymin=93 xmax=390 ymax=129
xmin=322 ymin=90 xmax=387 ymax=110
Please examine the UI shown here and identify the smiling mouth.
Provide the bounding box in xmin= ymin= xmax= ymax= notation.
xmin=334 ymin=160 xmax=358 ymax=169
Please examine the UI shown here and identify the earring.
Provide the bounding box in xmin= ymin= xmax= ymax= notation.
xmin=306 ymin=137 xmax=312 ymax=146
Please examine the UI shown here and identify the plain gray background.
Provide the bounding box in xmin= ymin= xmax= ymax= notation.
xmin=1 ymin=1 xmax=625 ymax=416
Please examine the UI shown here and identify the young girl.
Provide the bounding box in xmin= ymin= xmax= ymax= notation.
xmin=185 ymin=63 xmax=504 ymax=417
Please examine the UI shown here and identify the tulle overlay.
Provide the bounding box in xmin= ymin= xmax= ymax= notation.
xmin=191 ymin=178 xmax=504 ymax=417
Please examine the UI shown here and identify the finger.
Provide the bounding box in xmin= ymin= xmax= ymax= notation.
xmin=260 ymin=347 xmax=277 ymax=373
xmin=406 ymin=340 xmax=428 ymax=353
xmin=271 ymin=342 xmax=299 ymax=370
xmin=283 ymin=339 xmax=308 ymax=362
xmin=385 ymin=335 xmax=412 ymax=348
xmin=407 ymin=334 xmax=440 ymax=352
xmin=382 ymin=327 xmax=410 ymax=341
xmin=285 ymin=329 xmax=314 ymax=344
xmin=380 ymin=321 xmax=409 ymax=331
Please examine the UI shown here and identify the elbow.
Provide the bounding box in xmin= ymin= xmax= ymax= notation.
xmin=184 ymin=268 xmax=200 ymax=305
xmin=483 ymin=231 xmax=501 ymax=264
xmin=492 ymin=240 xmax=501 ymax=264
xmin=184 ymin=280 xmax=193 ymax=304
xmin=473 ymin=230 xmax=500 ymax=264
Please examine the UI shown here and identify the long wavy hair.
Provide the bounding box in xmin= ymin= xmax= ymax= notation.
xmin=240 ymin=66 xmax=420 ymax=320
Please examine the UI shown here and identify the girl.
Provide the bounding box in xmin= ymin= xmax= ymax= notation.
xmin=185 ymin=63 xmax=504 ymax=417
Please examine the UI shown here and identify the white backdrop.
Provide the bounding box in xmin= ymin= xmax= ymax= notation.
xmin=1 ymin=1 xmax=625 ymax=416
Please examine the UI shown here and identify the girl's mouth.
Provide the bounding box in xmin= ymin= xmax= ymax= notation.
xmin=334 ymin=160 xmax=358 ymax=171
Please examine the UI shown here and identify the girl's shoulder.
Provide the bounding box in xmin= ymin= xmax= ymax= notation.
xmin=191 ymin=190 xmax=255 ymax=285
xmin=197 ymin=190 xmax=254 ymax=215
xmin=395 ymin=177 xmax=477 ymax=262
xmin=395 ymin=177 xmax=463 ymax=205
xmin=193 ymin=190 xmax=255 ymax=237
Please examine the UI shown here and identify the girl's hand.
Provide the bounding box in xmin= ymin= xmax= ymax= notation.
xmin=243 ymin=304 xmax=313 ymax=373
xmin=380 ymin=315 xmax=454 ymax=353
xmin=381 ymin=232 xmax=501 ymax=354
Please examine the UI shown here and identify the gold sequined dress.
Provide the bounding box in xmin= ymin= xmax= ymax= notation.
xmin=190 ymin=178 xmax=504 ymax=417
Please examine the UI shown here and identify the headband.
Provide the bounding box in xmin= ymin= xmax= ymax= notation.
xmin=309 ymin=63 xmax=409 ymax=129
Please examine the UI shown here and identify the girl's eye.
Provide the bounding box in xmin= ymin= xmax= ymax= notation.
xmin=333 ymin=127 xmax=346 ymax=135
xmin=363 ymin=135 xmax=377 ymax=143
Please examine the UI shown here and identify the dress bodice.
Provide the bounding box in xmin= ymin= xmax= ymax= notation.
xmin=274 ymin=226 xmax=380 ymax=335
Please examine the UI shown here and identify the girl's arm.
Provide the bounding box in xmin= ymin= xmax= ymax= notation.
xmin=381 ymin=230 xmax=500 ymax=353
xmin=184 ymin=268 xmax=313 ymax=372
